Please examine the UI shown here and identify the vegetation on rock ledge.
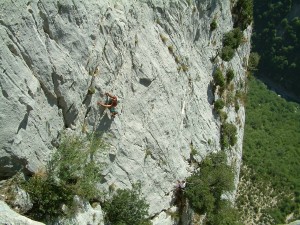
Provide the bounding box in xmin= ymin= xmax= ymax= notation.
xmin=184 ymin=151 xmax=242 ymax=225
xmin=23 ymin=133 xmax=106 ymax=221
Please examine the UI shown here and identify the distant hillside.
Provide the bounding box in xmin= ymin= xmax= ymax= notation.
xmin=252 ymin=0 xmax=300 ymax=99
xmin=238 ymin=77 xmax=300 ymax=224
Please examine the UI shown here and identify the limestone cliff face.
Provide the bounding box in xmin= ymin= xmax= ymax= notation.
xmin=0 ymin=0 xmax=251 ymax=224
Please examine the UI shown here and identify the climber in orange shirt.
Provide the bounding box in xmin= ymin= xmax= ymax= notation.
xmin=97 ymin=92 xmax=118 ymax=118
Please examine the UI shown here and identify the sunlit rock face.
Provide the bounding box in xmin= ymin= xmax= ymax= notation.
xmin=0 ymin=0 xmax=251 ymax=224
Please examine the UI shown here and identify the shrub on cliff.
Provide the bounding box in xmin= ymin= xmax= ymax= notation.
xmin=23 ymin=133 xmax=106 ymax=221
xmin=210 ymin=19 xmax=217 ymax=31
xmin=223 ymin=28 xmax=243 ymax=49
xmin=221 ymin=122 xmax=237 ymax=149
xmin=221 ymin=46 xmax=235 ymax=61
xmin=184 ymin=151 xmax=238 ymax=223
xmin=103 ymin=183 xmax=152 ymax=225
xmin=226 ymin=68 xmax=235 ymax=84
xmin=248 ymin=52 xmax=260 ymax=71
xmin=232 ymin=0 xmax=253 ymax=30
xmin=214 ymin=99 xmax=225 ymax=112
xmin=221 ymin=28 xmax=243 ymax=61
xmin=213 ymin=68 xmax=225 ymax=88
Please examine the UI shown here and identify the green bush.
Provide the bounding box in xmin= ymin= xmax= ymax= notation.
xmin=220 ymin=28 xmax=243 ymax=61
xmin=23 ymin=134 xmax=106 ymax=221
xmin=242 ymin=77 xmax=300 ymax=222
xmin=208 ymin=200 xmax=242 ymax=225
xmin=219 ymin=110 xmax=228 ymax=123
xmin=214 ymin=99 xmax=225 ymax=112
xmin=220 ymin=46 xmax=235 ymax=61
xmin=226 ymin=69 xmax=235 ymax=84
xmin=223 ymin=28 xmax=243 ymax=49
xmin=232 ymin=0 xmax=253 ymax=30
xmin=103 ymin=184 xmax=152 ymax=225
xmin=213 ymin=68 xmax=225 ymax=88
xmin=210 ymin=19 xmax=217 ymax=31
xmin=221 ymin=122 xmax=237 ymax=149
xmin=24 ymin=173 xmax=74 ymax=220
xmin=184 ymin=152 xmax=236 ymax=219
xmin=248 ymin=52 xmax=260 ymax=71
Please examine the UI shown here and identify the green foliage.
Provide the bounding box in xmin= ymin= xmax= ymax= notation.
xmin=210 ymin=19 xmax=217 ymax=31
xmin=208 ymin=200 xmax=242 ymax=225
xmin=103 ymin=184 xmax=151 ymax=225
xmin=226 ymin=69 xmax=235 ymax=84
xmin=223 ymin=28 xmax=244 ymax=49
xmin=220 ymin=28 xmax=243 ymax=61
xmin=248 ymin=52 xmax=260 ymax=71
xmin=213 ymin=68 xmax=225 ymax=88
xmin=23 ymin=134 xmax=106 ymax=221
xmin=24 ymin=174 xmax=74 ymax=220
xmin=220 ymin=46 xmax=235 ymax=61
xmin=232 ymin=0 xmax=253 ymax=30
xmin=190 ymin=144 xmax=198 ymax=156
xmin=184 ymin=152 xmax=237 ymax=223
xmin=219 ymin=110 xmax=228 ymax=123
xmin=214 ymin=99 xmax=225 ymax=112
xmin=252 ymin=0 xmax=300 ymax=98
xmin=243 ymin=77 xmax=300 ymax=222
xmin=221 ymin=122 xmax=237 ymax=149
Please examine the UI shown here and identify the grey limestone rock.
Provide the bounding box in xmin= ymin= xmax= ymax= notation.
xmin=0 ymin=200 xmax=45 ymax=225
xmin=0 ymin=0 xmax=251 ymax=224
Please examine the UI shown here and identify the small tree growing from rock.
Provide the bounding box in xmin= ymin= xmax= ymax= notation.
xmin=184 ymin=151 xmax=240 ymax=224
xmin=210 ymin=18 xmax=217 ymax=31
xmin=103 ymin=183 xmax=152 ymax=225
xmin=213 ymin=68 xmax=225 ymax=88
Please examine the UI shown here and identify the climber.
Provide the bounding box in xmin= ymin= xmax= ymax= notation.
xmin=97 ymin=92 xmax=118 ymax=118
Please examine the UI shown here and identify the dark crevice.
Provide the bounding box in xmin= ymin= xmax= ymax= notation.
xmin=39 ymin=11 xmax=54 ymax=40
xmin=1 ymin=14 xmax=36 ymax=71
xmin=0 ymin=148 xmax=32 ymax=180
xmin=37 ymin=1 xmax=57 ymax=41
xmin=2 ymin=90 xmax=9 ymax=98
xmin=50 ymin=71 xmax=69 ymax=127
xmin=37 ymin=79 xmax=57 ymax=106
xmin=17 ymin=113 xmax=29 ymax=133
xmin=139 ymin=78 xmax=153 ymax=87
xmin=7 ymin=43 xmax=19 ymax=56
xmin=149 ymin=209 xmax=167 ymax=220
xmin=66 ymin=103 xmax=74 ymax=114
xmin=194 ymin=28 xmax=200 ymax=42
xmin=5 ymin=30 xmax=33 ymax=69
xmin=84 ymin=106 xmax=91 ymax=119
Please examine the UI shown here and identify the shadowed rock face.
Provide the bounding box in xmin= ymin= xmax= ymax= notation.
xmin=0 ymin=0 xmax=251 ymax=223
xmin=0 ymin=200 xmax=45 ymax=225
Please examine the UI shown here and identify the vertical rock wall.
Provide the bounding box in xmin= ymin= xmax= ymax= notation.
xmin=0 ymin=0 xmax=251 ymax=224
